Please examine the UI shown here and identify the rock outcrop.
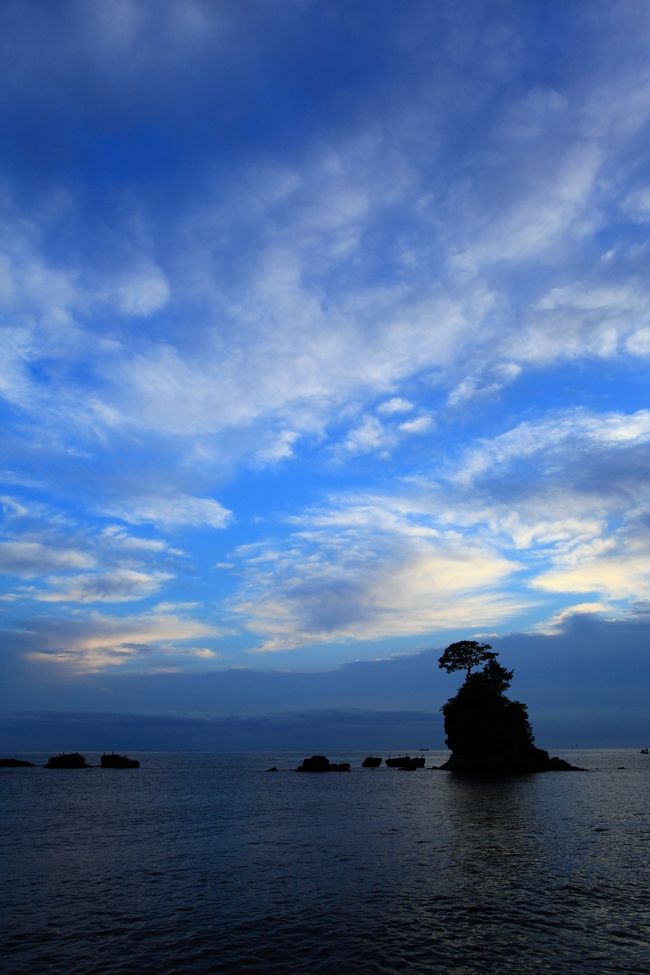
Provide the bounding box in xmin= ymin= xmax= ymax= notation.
xmin=385 ymin=755 xmax=425 ymax=768
xmin=100 ymin=753 xmax=140 ymax=768
xmin=296 ymin=755 xmax=351 ymax=772
xmin=0 ymin=758 xmax=36 ymax=767
xmin=439 ymin=654 xmax=583 ymax=774
xmin=45 ymin=752 xmax=90 ymax=769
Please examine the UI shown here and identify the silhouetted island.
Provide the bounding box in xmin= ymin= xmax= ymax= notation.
xmin=296 ymin=755 xmax=351 ymax=772
xmin=438 ymin=641 xmax=584 ymax=774
xmin=0 ymin=758 xmax=36 ymax=767
xmin=45 ymin=752 xmax=90 ymax=768
xmin=362 ymin=755 xmax=382 ymax=767
xmin=100 ymin=752 xmax=140 ymax=768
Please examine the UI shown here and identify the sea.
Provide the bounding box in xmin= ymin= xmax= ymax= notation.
xmin=1 ymin=749 xmax=649 ymax=975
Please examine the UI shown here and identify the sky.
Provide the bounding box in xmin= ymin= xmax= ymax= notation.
xmin=1 ymin=0 xmax=649 ymax=748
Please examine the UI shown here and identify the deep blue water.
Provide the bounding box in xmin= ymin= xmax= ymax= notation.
xmin=1 ymin=749 xmax=650 ymax=974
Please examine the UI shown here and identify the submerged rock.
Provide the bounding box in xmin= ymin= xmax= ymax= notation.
xmin=100 ymin=753 xmax=140 ymax=769
xmin=0 ymin=758 xmax=36 ymax=767
xmin=45 ymin=752 xmax=90 ymax=769
xmin=296 ymin=755 xmax=351 ymax=772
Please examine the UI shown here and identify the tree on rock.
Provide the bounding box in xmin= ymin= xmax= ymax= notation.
xmin=437 ymin=640 xmax=497 ymax=680
xmin=438 ymin=640 xmax=583 ymax=773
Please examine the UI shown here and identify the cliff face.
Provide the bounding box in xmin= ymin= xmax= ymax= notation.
xmin=440 ymin=670 xmax=581 ymax=773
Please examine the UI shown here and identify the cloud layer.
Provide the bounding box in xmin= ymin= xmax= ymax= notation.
xmin=0 ymin=1 xmax=649 ymax=695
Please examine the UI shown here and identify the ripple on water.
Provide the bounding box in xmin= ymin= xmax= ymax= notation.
xmin=1 ymin=751 xmax=650 ymax=974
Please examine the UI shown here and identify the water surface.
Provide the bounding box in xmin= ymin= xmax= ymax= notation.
xmin=2 ymin=750 xmax=649 ymax=974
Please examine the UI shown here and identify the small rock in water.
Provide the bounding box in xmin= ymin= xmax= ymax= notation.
xmin=45 ymin=752 xmax=90 ymax=769
xmin=296 ymin=755 xmax=350 ymax=772
xmin=100 ymin=753 xmax=140 ymax=769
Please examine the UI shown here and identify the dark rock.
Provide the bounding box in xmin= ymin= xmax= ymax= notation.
xmin=297 ymin=754 xmax=330 ymax=772
xmin=439 ymin=653 xmax=584 ymax=774
xmin=0 ymin=758 xmax=36 ymax=767
xmin=100 ymin=752 xmax=140 ymax=769
xmin=440 ymin=748 xmax=584 ymax=774
xmin=296 ymin=755 xmax=350 ymax=772
xmin=45 ymin=752 xmax=90 ymax=769
xmin=266 ymin=767 xmax=278 ymax=772
xmin=385 ymin=755 xmax=425 ymax=768
xmin=546 ymin=755 xmax=582 ymax=771
xmin=362 ymin=755 xmax=382 ymax=768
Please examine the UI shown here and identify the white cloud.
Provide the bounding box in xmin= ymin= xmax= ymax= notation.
xmin=626 ymin=327 xmax=650 ymax=357
xmin=256 ymin=430 xmax=299 ymax=463
xmin=235 ymin=403 xmax=650 ymax=649
xmin=113 ymin=262 xmax=171 ymax=317
xmin=533 ymin=543 xmax=650 ymax=602
xmin=0 ymin=541 xmax=95 ymax=577
xmin=450 ymin=140 xmax=603 ymax=273
xmin=109 ymin=493 xmax=232 ymax=529
xmin=453 ymin=409 xmax=650 ymax=485
xmin=447 ymin=363 xmax=522 ymax=407
xmin=37 ymin=569 xmax=173 ymax=604
xmin=99 ymin=526 xmax=177 ymax=554
xmin=23 ymin=608 xmax=219 ymax=672
xmin=342 ymin=416 xmax=387 ymax=454
xmin=231 ymin=491 xmax=526 ymax=652
xmin=530 ymin=602 xmax=610 ymax=635
xmin=187 ymin=647 xmax=219 ymax=659
xmin=398 ymin=415 xmax=433 ymax=435
xmin=1 ymin=4 xmax=650 ymax=472
xmin=378 ymin=397 xmax=414 ymax=415
xmin=238 ymin=535 xmax=525 ymax=652
xmin=3 ymin=1 xmax=650 ymax=669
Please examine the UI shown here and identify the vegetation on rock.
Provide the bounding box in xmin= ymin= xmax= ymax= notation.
xmin=438 ymin=640 xmax=498 ymax=680
xmin=439 ymin=643 xmax=582 ymax=773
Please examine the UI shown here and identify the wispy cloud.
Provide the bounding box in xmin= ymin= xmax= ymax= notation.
xmin=107 ymin=493 xmax=232 ymax=530
xmin=232 ymin=507 xmax=525 ymax=651
xmin=22 ymin=608 xmax=220 ymax=672
xmin=378 ymin=398 xmax=414 ymax=415
xmin=0 ymin=541 xmax=94 ymax=577
xmin=36 ymin=569 xmax=173 ymax=604
xmin=1 ymin=0 xmax=650 ymax=682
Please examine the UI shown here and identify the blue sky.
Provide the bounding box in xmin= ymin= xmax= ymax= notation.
xmin=1 ymin=1 xmax=649 ymax=742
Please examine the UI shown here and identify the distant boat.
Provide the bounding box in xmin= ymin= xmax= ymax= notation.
xmin=641 ymin=748 xmax=649 ymax=755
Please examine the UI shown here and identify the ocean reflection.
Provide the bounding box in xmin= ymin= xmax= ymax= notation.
xmin=1 ymin=753 xmax=649 ymax=975
xmin=446 ymin=773 xmax=544 ymax=863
